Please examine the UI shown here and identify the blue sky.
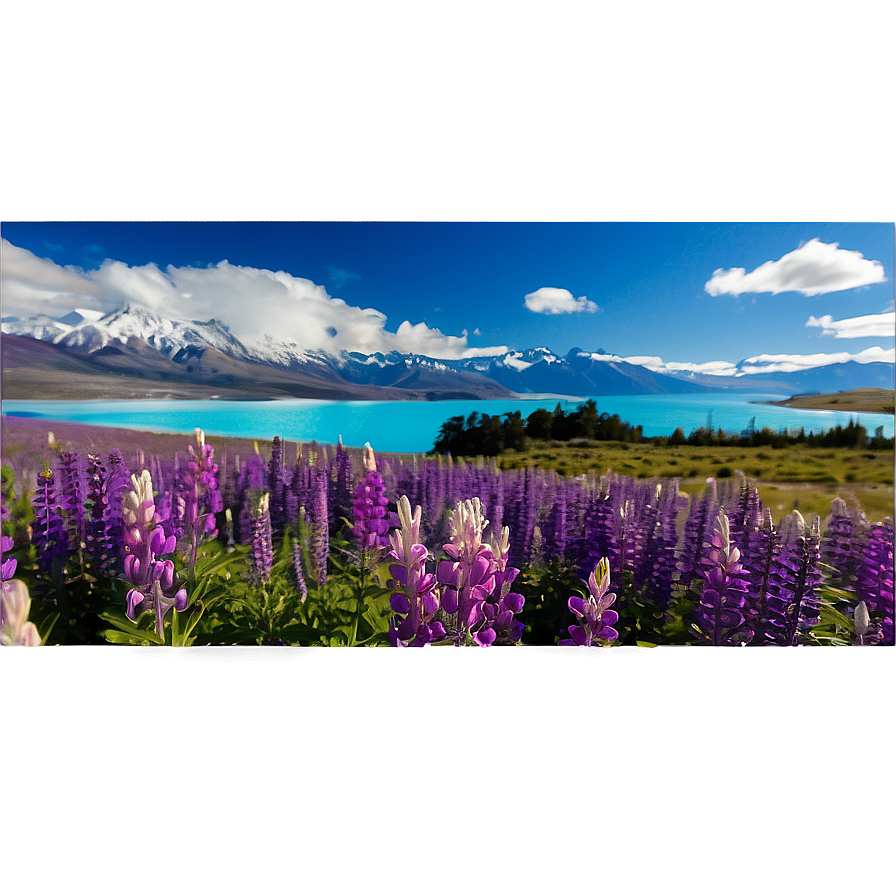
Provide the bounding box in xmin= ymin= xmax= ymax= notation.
xmin=1 ymin=222 xmax=893 ymax=373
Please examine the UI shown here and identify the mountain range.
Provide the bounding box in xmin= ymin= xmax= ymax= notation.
xmin=2 ymin=305 xmax=893 ymax=401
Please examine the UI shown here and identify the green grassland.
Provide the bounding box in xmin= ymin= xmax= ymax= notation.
xmin=492 ymin=440 xmax=894 ymax=522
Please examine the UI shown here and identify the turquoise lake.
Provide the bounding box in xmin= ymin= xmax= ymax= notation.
xmin=3 ymin=393 xmax=893 ymax=453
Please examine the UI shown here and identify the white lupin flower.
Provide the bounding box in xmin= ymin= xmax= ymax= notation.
xmin=1 ymin=579 xmax=41 ymax=647
xmin=448 ymin=497 xmax=488 ymax=554
xmin=390 ymin=495 xmax=424 ymax=565
xmin=123 ymin=470 xmax=155 ymax=528
xmin=855 ymin=601 xmax=871 ymax=638
xmin=362 ymin=442 xmax=377 ymax=473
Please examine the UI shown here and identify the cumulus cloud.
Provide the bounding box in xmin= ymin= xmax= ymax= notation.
xmin=805 ymin=311 xmax=895 ymax=339
xmin=739 ymin=346 xmax=895 ymax=374
xmin=623 ymin=355 xmax=740 ymax=376
xmin=524 ymin=287 xmax=598 ymax=315
xmin=0 ymin=240 xmax=508 ymax=360
xmin=705 ymin=239 xmax=886 ymax=297
xmin=1 ymin=239 xmax=109 ymax=314
xmin=619 ymin=349 xmax=894 ymax=377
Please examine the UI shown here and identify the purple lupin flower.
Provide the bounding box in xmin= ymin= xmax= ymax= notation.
xmin=1 ymin=490 xmax=16 ymax=582
xmin=678 ymin=479 xmax=718 ymax=592
xmin=729 ymin=483 xmax=762 ymax=554
xmin=693 ymin=509 xmax=752 ymax=646
xmin=267 ymin=436 xmax=287 ymax=538
xmin=544 ymin=483 xmax=568 ymax=563
xmin=578 ymin=489 xmax=621 ymax=582
xmin=821 ymin=498 xmax=862 ymax=594
xmin=436 ymin=497 xmax=498 ymax=646
xmin=57 ymin=451 xmax=85 ymax=554
xmin=333 ymin=436 xmax=354 ymax=525
xmin=31 ymin=467 xmax=69 ymax=572
xmin=482 ymin=524 xmax=526 ymax=645
xmin=311 ymin=465 xmax=329 ymax=587
xmin=176 ymin=428 xmax=222 ymax=570
xmin=121 ymin=470 xmax=188 ymax=638
xmin=764 ymin=511 xmax=823 ymax=646
xmin=744 ymin=508 xmax=778 ymax=644
xmin=247 ymin=492 xmax=274 ymax=587
xmin=1 ymin=534 xmax=16 ymax=583
xmin=102 ymin=451 xmax=132 ymax=574
xmin=83 ymin=453 xmax=109 ymax=569
xmin=855 ymin=518 xmax=894 ymax=646
xmin=292 ymin=535 xmax=308 ymax=603
xmin=559 ymin=557 xmax=619 ymax=646
xmin=352 ymin=444 xmax=391 ymax=553
xmin=642 ymin=482 xmax=684 ymax=610
xmin=387 ymin=495 xmax=444 ymax=647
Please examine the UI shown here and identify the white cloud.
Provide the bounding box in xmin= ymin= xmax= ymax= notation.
xmin=739 ymin=346 xmax=895 ymax=374
xmin=705 ymin=239 xmax=886 ymax=297
xmin=0 ymin=240 xmax=508 ymax=360
xmin=1 ymin=239 xmax=108 ymax=314
xmin=805 ymin=311 xmax=895 ymax=339
xmin=619 ymin=348 xmax=895 ymax=377
xmin=524 ymin=286 xmax=598 ymax=315
xmin=623 ymin=355 xmax=740 ymax=376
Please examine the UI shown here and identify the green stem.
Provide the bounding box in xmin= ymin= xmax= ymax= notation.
xmin=352 ymin=559 xmax=367 ymax=647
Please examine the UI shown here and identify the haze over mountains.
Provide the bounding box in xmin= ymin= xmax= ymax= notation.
xmin=2 ymin=305 xmax=893 ymax=401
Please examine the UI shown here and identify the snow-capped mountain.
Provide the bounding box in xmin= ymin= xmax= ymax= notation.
xmin=50 ymin=304 xmax=254 ymax=361
xmin=3 ymin=304 xmax=893 ymax=401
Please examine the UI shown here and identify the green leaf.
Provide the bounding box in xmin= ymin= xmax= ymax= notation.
xmin=99 ymin=610 xmax=165 ymax=645
xmin=37 ymin=612 xmax=61 ymax=645
xmin=102 ymin=629 xmax=161 ymax=646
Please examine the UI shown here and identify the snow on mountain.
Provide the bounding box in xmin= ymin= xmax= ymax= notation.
xmin=2 ymin=314 xmax=73 ymax=342
xmin=5 ymin=303 xmax=255 ymax=362
xmin=56 ymin=308 xmax=106 ymax=327
xmin=3 ymin=304 xmax=892 ymax=398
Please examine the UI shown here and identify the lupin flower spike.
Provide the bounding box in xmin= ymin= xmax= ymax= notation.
xmin=560 ymin=557 xmax=619 ymax=646
xmin=122 ymin=469 xmax=187 ymax=637
xmin=387 ymin=495 xmax=443 ymax=647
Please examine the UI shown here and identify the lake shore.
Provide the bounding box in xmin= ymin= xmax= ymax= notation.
xmin=757 ymin=387 xmax=894 ymax=415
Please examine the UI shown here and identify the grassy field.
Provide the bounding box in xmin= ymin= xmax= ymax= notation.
xmin=496 ymin=439 xmax=895 ymax=521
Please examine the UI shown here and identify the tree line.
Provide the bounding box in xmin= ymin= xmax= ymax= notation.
xmin=431 ymin=401 xmax=894 ymax=456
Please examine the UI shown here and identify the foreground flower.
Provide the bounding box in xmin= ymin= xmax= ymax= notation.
xmin=352 ymin=443 xmax=391 ymax=553
xmin=387 ymin=495 xmax=444 ymax=647
xmin=481 ymin=525 xmax=525 ymax=645
xmin=311 ymin=466 xmax=329 ymax=587
xmin=560 ymin=557 xmax=619 ymax=646
xmin=764 ymin=510 xmax=823 ymax=646
xmin=177 ymin=428 xmax=223 ymax=569
xmin=1 ymin=579 xmax=41 ymax=646
xmin=247 ymin=492 xmax=274 ymax=586
xmin=694 ymin=509 xmax=751 ymax=646
xmin=437 ymin=497 xmax=498 ymax=646
xmin=856 ymin=518 xmax=894 ymax=646
xmin=31 ymin=467 xmax=69 ymax=572
xmin=0 ymin=495 xmax=15 ymax=582
xmin=853 ymin=601 xmax=882 ymax=646
xmin=122 ymin=470 xmax=187 ymax=637
xmin=1 ymin=535 xmax=16 ymax=582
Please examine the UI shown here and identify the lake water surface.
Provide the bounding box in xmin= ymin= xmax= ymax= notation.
xmin=3 ymin=393 xmax=893 ymax=453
